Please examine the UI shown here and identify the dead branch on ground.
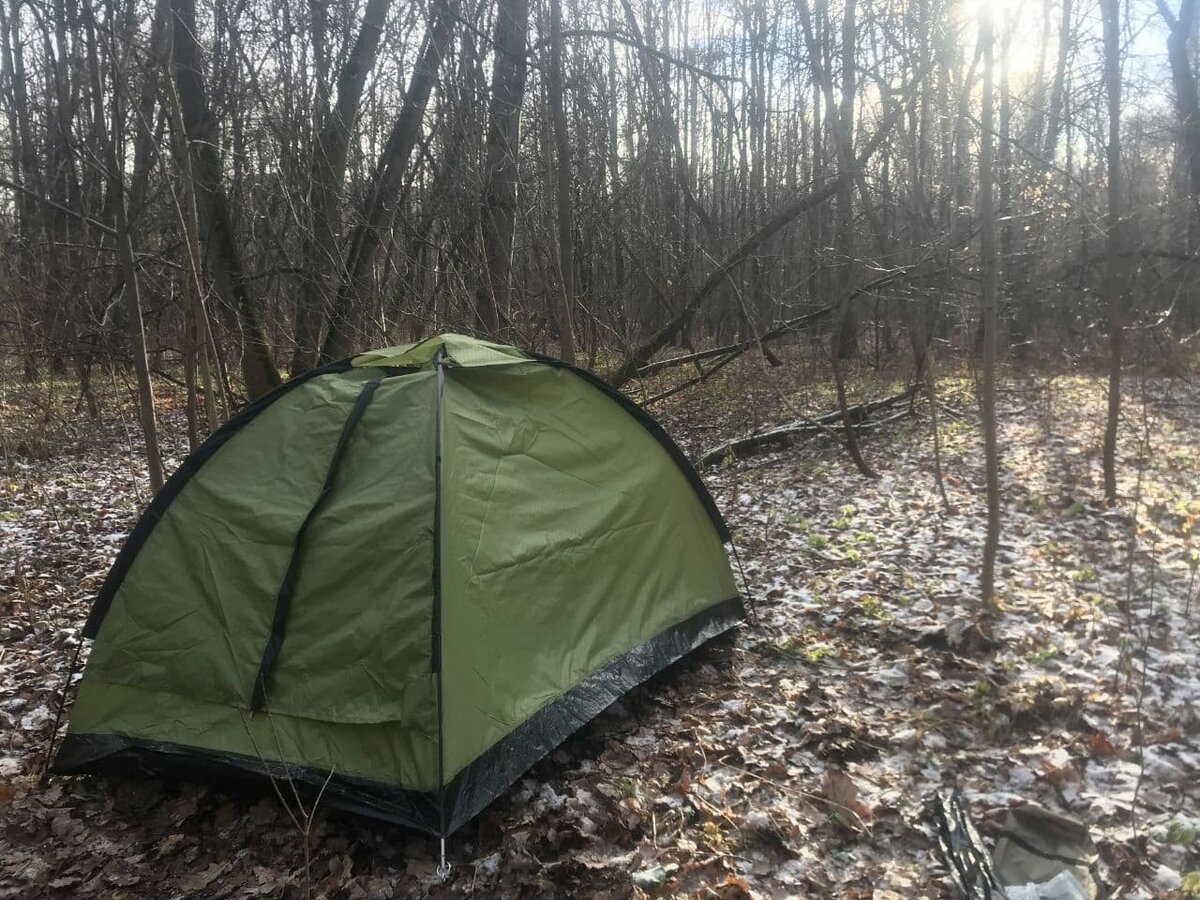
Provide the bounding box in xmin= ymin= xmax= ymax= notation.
xmin=697 ymin=385 xmax=919 ymax=466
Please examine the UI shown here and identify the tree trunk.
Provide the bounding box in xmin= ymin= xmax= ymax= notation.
xmin=85 ymin=0 xmax=164 ymax=489
xmin=799 ymin=0 xmax=874 ymax=476
xmin=546 ymin=0 xmax=576 ymax=363
xmin=477 ymin=0 xmax=529 ymax=337
xmin=169 ymin=0 xmax=281 ymax=398
xmin=290 ymin=0 xmax=393 ymax=374
xmin=165 ymin=57 xmax=229 ymax=428
xmin=1101 ymin=0 xmax=1127 ymax=501
xmin=832 ymin=0 xmax=859 ymax=363
xmin=320 ymin=0 xmax=454 ymax=363
xmin=1160 ymin=0 xmax=1200 ymax=192
xmin=1160 ymin=0 xmax=1200 ymax=331
xmin=1023 ymin=0 xmax=1052 ymax=153
xmin=1 ymin=0 xmax=44 ymax=380
xmin=1043 ymin=0 xmax=1072 ymax=160
xmin=980 ymin=9 xmax=1002 ymax=613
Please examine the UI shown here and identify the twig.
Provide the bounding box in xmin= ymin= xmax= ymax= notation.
xmin=240 ymin=705 xmax=335 ymax=900
xmin=0 ymin=176 xmax=117 ymax=237
xmin=925 ymin=354 xmax=955 ymax=514
xmin=717 ymin=757 xmax=873 ymax=835
xmin=1125 ymin=364 xmax=1155 ymax=870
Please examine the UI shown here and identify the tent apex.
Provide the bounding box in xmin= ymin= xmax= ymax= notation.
xmin=351 ymin=334 xmax=530 ymax=370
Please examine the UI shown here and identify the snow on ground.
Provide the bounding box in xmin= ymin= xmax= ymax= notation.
xmin=0 ymin=363 xmax=1197 ymax=898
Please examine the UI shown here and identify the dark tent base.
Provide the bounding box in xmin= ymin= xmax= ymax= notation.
xmin=54 ymin=596 xmax=743 ymax=836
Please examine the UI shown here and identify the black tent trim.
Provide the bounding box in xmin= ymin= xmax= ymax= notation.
xmin=53 ymin=595 xmax=743 ymax=835
xmin=522 ymin=353 xmax=732 ymax=543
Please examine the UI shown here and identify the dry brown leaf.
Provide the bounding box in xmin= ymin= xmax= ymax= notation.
xmin=715 ymin=874 xmax=754 ymax=898
xmin=820 ymin=771 xmax=873 ymax=824
xmin=1146 ymin=727 xmax=1183 ymax=745
xmin=1039 ymin=755 xmax=1080 ymax=785
xmin=1089 ymin=730 xmax=1121 ymax=758
xmin=179 ymin=861 xmax=229 ymax=892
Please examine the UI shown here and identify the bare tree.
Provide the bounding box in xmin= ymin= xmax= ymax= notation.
xmin=979 ymin=8 xmax=1001 ymax=613
xmin=1157 ymin=0 xmax=1200 ymax=334
xmin=1042 ymin=0 xmax=1072 ymax=160
xmin=607 ymin=86 xmax=919 ymax=388
xmin=0 ymin=0 xmax=1185 ymax=472
xmin=477 ymin=0 xmax=530 ymax=337
xmin=320 ymin=0 xmax=455 ymax=363
xmin=545 ymin=0 xmax=576 ymax=363
xmin=1101 ymin=0 xmax=1128 ymax=501
xmin=170 ymin=0 xmax=281 ymax=398
xmin=84 ymin=0 xmax=164 ymax=489
xmin=1158 ymin=0 xmax=1200 ymax=203
xmin=291 ymin=0 xmax=393 ymax=374
xmin=798 ymin=0 xmax=875 ymax=477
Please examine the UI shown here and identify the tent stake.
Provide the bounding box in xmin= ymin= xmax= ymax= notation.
xmin=437 ymin=837 xmax=450 ymax=879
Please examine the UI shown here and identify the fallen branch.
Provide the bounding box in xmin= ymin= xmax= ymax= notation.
xmin=637 ymin=303 xmax=837 ymax=378
xmin=697 ymin=386 xmax=919 ymax=467
xmin=642 ymin=348 xmax=744 ymax=406
xmin=636 ymin=264 xmax=924 ymax=406
xmin=640 ymin=305 xmax=838 ymax=406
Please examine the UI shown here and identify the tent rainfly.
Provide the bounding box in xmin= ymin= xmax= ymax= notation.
xmin=53 ymin=334 xmax=743 ymax=838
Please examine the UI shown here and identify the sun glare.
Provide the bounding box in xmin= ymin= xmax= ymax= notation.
xmin=957 ymin=0 xmax=1051 ymax=82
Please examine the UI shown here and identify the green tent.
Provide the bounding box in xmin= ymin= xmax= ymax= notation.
xmin=54 ymin=334 xmax=742 ymax=836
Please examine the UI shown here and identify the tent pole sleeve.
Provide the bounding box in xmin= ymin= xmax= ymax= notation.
xmin=249 ymin=377 xmax=383 ymax=712
xmin=83 ymin=358 xmax=355 ymax=640
xmin=432 ymin=348 xmax=448 ymax=840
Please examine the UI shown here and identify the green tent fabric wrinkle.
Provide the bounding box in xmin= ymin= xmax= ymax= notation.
xmin=54 ymin=334 xmax=743 ymax=836
xmin=251 ymin=376 xmax=386 ymax=711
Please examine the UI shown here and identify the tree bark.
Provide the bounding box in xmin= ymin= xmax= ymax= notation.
xmin=169 ymin=0 xmax=281 ymax=398
xmin=980 ymin=9 xmax=1002 ymax=613
xmin=290 ymin=0 xmax=392 ymax=374
xmin=477 ymin=0 xmax=529 ymax=337
xmin=1101 ymin=0 xmax=1128 ymax=501
xmin=320 ymin=0 xmax=454 ymax=363
xmin=546 ymin=0 xmax=576 ymax=363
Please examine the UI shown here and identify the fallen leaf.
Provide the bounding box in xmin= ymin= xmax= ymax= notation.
xmin=1088 ymin=731 xmax=1121 ymax=758
xmin=821 ymin=771 xmax=873 ymax=825
xmin=1146 ymin=727 xmax=1183 ymax=745
xmin=1039 ymin=754 xmax=1080 ymax=785
xmin=180 ymin=861 xmax=229 ymax=892
xmin=632 ymin=863 xmax=677 ymax=889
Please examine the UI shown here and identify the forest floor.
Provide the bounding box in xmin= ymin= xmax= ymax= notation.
xmin=1 ymin=353 xmax=1198 ymax=899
